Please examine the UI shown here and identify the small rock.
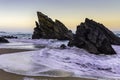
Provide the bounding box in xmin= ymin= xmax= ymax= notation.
xmin=0 ymin=37 xmax=9 ymax=43
xmin=60 ymin=44 xmax=66 ymax=49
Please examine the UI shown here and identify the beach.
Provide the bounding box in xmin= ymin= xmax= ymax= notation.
xmin=0 ymin=39 xmax=120 ymax=80
xmin=0 ymin=48 xmax=95 ymax=80
xmin=0 ymin=0 xmax=120 ymax=79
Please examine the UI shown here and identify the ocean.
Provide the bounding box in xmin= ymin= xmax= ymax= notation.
xmin=0 ymin=31 xmax=120 ymax=80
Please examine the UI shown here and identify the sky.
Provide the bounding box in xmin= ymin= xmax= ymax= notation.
xmin=0 ymin=0 xmax=120 ymax=33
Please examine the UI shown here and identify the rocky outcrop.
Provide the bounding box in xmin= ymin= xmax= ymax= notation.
xmin=1 ymin=36 xmax=17 ymax=39
xmin=68 ymin=18 xmax=120 ymax=55
xmin=0 ymin=37 xmax=9 ymax=43
xmin=32 ymin=12 xmax=73 ymax=40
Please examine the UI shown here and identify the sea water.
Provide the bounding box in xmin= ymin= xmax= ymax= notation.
xmin=0 ymin=39 xmax=120 ymax=80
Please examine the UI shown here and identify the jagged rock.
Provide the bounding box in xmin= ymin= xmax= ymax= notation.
xmin=32 ymin=12 xmax=73 ymax=40
xmin=68 ymin=18 xmax=120 ymax=55
xmin=0 ymin=37 xmax=9 ymax=43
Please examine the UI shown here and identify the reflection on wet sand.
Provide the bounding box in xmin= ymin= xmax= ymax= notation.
xmin=0 ymin=48 xmax=33 ymax=54
xmin=0 ymin=69 xmax=94 ymax=80
xmin=0 ymin=48 xmax=95 ymax=80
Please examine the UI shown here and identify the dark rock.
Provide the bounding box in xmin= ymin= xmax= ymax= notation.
xmin=60 ymin=44 xmax=67 ymax=49
xmin=0 ymin=37 xmax=9 ymax=43
xmin=32 ymin=12 xmax=73 ymax=40
xmin=68 ymin=18 xmax=120 ymax=55
xmin=97 ymin=67 xmax=112 ymax=71
xmin=1 ymin=36 xmax=17 ymax=39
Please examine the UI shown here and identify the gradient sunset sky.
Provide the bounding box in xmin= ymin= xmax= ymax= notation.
xmin=0 ymin=0 xmax=120 ymax=33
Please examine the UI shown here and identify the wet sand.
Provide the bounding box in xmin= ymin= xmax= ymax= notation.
xmin=0 ymin=48 xmax=95 ymax=80
xmin=0 ymin=69 xmax=95 ymax=80
xmin=0 ymin=48 xmax=33 ymax=54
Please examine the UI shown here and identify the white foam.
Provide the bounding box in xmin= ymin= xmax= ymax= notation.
xmin=0 ymin=39 xmax=120 ymax=79
xmin=0 ymin=52 xmax=34 ymax=74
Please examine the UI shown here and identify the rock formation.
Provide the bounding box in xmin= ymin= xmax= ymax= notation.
xmin=68 ymin=18 xmax=120 ymax=55
xmin=0 ymin=37 xmax=9 ymax=43
xmin=32 ymin=12 xmax=73 ymax=40
xmin=1 ymin=36 xmax=17 ymax=39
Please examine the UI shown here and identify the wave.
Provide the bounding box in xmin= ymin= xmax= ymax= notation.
xmin=0 ymin=39 xmax=120 ymax=79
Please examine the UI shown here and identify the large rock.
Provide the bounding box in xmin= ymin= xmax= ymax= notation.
xmin=0 ymin=37 xmax=9 ymax=43
xmin=32 ymin=12 xmax=73 ymax=40
xmin=68 ymin=18 xmax=120 ymax=55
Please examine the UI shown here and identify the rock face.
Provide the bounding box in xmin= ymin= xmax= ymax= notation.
xmin=32 ymin=12 xmax=73 ymax=40
xmin=68 ymin=18 xmax=120 ymax=55
xmin=0 ymin=37 xmax=9 ymax=43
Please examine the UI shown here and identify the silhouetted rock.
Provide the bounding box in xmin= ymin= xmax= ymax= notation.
xmin=68 ymin=18 xmax=120 ymax=55
xmin=0 ymin=37 xmax=9 ymax=43
xmin=32 ymin=12 xmax=73 ymax=40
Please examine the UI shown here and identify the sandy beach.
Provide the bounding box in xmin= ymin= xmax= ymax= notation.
xmin=0 ymin=48 xmax=95 ymax=80
xmin=0 ymin=48 xmax=33 ymax=54
xmin=0 ymin=69 xmax=95 ymax=80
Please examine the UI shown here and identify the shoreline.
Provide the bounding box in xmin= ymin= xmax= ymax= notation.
xmin=0 ymin=69 xmax=95 ymax=80
xmin=0 ymin=48 xmax=95 ymax=80
xmin=0 ymin=47 xmax=120 ymax=80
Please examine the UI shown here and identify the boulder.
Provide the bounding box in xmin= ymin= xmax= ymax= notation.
xmin=68 ymin=18 xmax=120 ymax=55
xmin=32 ymin=12 xmax=73 ymax=40
xmin=0 ymin=37 xmax=9 ymax=43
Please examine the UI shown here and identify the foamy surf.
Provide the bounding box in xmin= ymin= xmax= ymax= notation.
xmin=0 ymin=39 xmax=120 ymax=79
xmin=0 ymin=49 xmax=73 ymax=77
